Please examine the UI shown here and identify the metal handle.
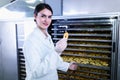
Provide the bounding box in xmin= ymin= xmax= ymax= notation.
xmin=0 ymin=38 xmax=1 ymax=45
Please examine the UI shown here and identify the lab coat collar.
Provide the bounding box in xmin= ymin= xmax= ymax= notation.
xmin=35 ymin=27 xmax=49 ymax=39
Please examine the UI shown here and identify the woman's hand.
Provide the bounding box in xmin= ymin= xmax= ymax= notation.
xmin=69 ymin=62 xmax=78 ymax=70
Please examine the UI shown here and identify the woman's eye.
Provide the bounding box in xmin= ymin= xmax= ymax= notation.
xmin=40 ymin=14 xmax=52 ymax=19
xmin=48 ymin=16 xmax=52 ymax=19
xmin=41 ymin=15 xmax=46 ymax=18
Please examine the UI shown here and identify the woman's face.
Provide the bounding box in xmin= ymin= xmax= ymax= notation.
xmin=34 ymin=8 xmax=52 ymax=30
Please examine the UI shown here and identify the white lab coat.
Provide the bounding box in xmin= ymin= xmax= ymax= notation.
xmin=23 ymin=27 xmax=70 ymax=80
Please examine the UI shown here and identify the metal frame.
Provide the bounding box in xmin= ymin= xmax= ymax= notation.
xmin=51 ymin=13 xmax=120 ymax=80
xmin=0 ymin=21 xmax=18 ymax=80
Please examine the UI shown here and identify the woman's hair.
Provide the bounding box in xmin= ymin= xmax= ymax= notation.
xmin=34 ymin=3 xmax=53 ymax=16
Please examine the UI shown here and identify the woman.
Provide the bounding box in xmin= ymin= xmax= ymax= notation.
xmin=23 ymin=3 xmax=77 ymax=80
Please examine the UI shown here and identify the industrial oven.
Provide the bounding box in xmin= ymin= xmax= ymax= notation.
xmin=17 ymin=13 xmax=120 ymax=80
xmin=49 ymin=13 xmax=120 ymax=80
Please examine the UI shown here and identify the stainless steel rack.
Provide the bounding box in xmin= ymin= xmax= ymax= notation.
xmin=49 ymin=15 xmax=120 ymax=80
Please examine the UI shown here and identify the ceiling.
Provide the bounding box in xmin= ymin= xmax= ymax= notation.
xmin=0 ymin=0 xmax=13 ymax=7
xmin=0 ymin=0 xmax=43 ymax=19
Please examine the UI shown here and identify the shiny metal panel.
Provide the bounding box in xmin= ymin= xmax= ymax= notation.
xmin=0 ymin=21 xmax=18 ymax=80
xmin=0 ymin=23 xmax=3 ymax=80
xmin=117 ymin=22 xmax=120 ymax=80
xmin=45 ymin=0 xmax=62 ymax=16
xmin=63 ymin=0 xmax=120 ymax=16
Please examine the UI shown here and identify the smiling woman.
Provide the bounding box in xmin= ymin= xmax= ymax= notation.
xmin=23 ymin=3 xmax=78 ymax=80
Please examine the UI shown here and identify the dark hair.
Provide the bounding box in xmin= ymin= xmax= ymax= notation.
xmin=34 ymin=3 xmax=53 ymax=16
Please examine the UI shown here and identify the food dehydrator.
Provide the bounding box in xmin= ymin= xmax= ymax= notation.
xmin=17 ymin=13 xmax=120 ymax=80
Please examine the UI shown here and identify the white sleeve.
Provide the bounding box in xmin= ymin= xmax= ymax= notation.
xmin=56 ymin=56 xmax=70 ymax=72
xmin=23 ymin=39 xmax=62 ymax=78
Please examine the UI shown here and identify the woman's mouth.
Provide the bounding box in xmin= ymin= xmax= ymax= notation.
xmin=43 ymin=23 xmax=48 ymax=26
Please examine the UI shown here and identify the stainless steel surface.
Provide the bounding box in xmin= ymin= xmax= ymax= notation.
xmin=52 ymin=12 xmax=120 ymax=20
xmin=0 ymin=22 xmax=3 ymax=80
xmin=117 ymin=24 xmax=120 ymax=80
xmin=63 ymin=0 xmax=120 ymax=15
xmin=0 ymin=31 xmax=3 ymax=80
xmin=44 ymin=0 xmax=62 ymax=16
xmin=0 ymin=21 xmax=18 ymax=80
